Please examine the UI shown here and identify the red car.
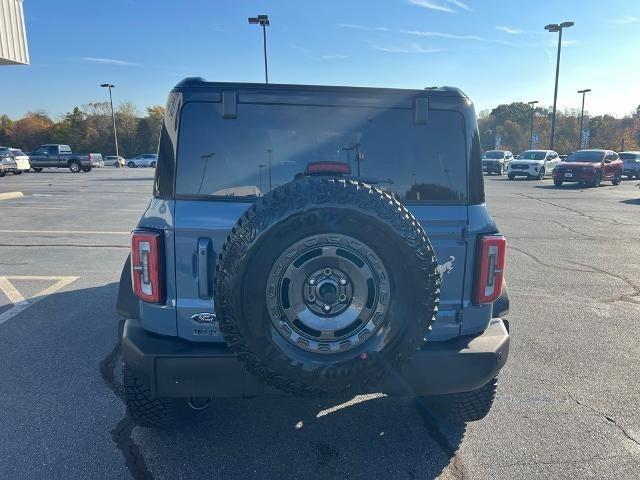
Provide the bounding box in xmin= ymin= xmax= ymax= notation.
xmin=553 ymin=149 xmax=623 ymax=187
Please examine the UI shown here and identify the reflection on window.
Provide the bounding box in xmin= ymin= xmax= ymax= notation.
xmin=176 ymin=102 xmax=467 ymax=202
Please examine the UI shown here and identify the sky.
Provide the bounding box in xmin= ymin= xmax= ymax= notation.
xmin=2 ymin=0 xmax=640 ymax=119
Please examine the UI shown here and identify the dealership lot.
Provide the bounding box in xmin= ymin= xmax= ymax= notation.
xmin=1 ymin=169 xmax=639 ymax=479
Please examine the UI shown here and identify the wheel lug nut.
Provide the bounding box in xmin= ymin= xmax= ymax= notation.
xmin=323 ymin=304 xmax=331 ymax=312
xmin=339 ymin=278 xmax=347 ymax=285
xmin=308 ymin=278 xmax=316 ymax=285
xmin=323 ymin=268 xmax=332 ymax=276
xmin=338 ymin=294 xmax=347 ymax=302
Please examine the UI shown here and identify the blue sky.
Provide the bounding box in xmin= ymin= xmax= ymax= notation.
xmin=3 ymin=0 xmax=639 ymax=118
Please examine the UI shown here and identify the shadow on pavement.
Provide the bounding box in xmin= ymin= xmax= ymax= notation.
xmin=132 ymin=395 xmax=466 ymax=479
xmin=620 ymin=197 xmax=640 ymax=205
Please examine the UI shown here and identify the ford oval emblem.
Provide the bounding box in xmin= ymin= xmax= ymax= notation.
xmin=191 ymin=312 xmax=217 ymax=324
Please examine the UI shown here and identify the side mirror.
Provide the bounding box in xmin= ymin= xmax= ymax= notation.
xmin=604 ymin=158 xmax=611 ymax=164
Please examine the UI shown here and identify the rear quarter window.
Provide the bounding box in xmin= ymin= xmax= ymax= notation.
xmin=175 ymin=101 xmax=468 ymax=203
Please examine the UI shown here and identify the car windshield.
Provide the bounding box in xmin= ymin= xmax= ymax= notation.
xmin=175 ymin=101 xmax=468 ymax=202
xmin=566 ymin=151 xmax=605 ymax=162
xmin=484 ymin=151 xmax=504 ymax=159
xmin=518 ymin=151 xmax=546 ymax=160
xmin=620 ymin=153 xmax=639 ymax=160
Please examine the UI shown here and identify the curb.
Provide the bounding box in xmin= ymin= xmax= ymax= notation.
xmin=0 ymin=192 xmax=24 ymax=201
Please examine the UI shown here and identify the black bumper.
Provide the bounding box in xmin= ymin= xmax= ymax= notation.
xmin=122 ymin=318 xmax=509 ymax=398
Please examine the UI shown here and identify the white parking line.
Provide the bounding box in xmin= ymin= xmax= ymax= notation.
xmin=0 ymin=277 xmax=25 ymax=303
xmin=0 ymin=229 xmax=130 ymax=235
xmin=0 ymin=276 xmax=79 ymax=325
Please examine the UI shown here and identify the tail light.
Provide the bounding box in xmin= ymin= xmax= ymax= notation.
xmin=305 ymin=161 xmax=352 ymax=175
xmin=131 ymin=229 xmax=165 ymax=303
xmin=474 ymin=235 xmax=506 ymax=304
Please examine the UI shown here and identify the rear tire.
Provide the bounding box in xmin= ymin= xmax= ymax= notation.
xmin=123 ymin=363 xmax=205 ymax=429
xmin=0 ymin=170 xmax=5 ymax=177
xmin=419 ymin=377 xmax=498 ymax=422
xmin=507 ymin=174 xmax=515 ymax=180
xmin=553 ymin=179 xmax=563 ymax=187
xmin=68 ymin=161 xmax=81 ymax=173
xmin=14 ymin=170 xmax=22 ymax=175
xmin=128 ymin=162 xmax=136 ymax=168
xmin=32 ymin=168 xmax=43 ymax=172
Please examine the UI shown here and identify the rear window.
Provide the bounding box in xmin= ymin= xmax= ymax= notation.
xmin=567 ymin=151 xmax=605 ymax=162
xmin=59 ymin=145 xmax=72 ymax=154
xmin=484 ymin=151 xmax=504 ymax=159
xmin=175 ymin=102 xmax=467 ymax=202
xmin=11 ymin=149 xmax=26 ymax=156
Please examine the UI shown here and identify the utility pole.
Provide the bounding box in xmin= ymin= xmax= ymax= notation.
xmin=577 ymin=89 xmax=591 ymax=150
xmin=100 ymin=83 xmax=119 ymax=162
xmin=544 ymin=21 xmax=574 ymax=150
xmin=248 ymin=15 xmax=270 ymax=83
xmin=267 ymin=149 xmax=273 ymax=191
xmin=527 ymin=100 xmax=539 ymax=149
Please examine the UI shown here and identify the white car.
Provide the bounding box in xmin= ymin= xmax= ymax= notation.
xmin=127 ymin=154 xmax=157 ymax=168
xmin=9 ymin=148 xmax=31 ymax=174
xmin=507 ymin=150 xmax=561 ymax=180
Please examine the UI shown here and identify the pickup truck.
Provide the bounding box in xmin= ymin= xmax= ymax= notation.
xmin=29 ymin=144 xmax=102 ymax=173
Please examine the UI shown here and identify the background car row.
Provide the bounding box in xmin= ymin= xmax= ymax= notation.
xmin=483 ymin=148 xmax=640 ymax=188
xmin=0 ymin=145 xmax=158 ymax=177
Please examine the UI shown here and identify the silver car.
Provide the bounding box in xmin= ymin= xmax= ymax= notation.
xmin=620 ymin=152 xmax=640 ymax=179
xmin=127 ymin=154 xmax=158 ymax=168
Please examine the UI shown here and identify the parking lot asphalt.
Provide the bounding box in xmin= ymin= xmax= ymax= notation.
xmin=1 ymin=168 xmax=639 ymax=479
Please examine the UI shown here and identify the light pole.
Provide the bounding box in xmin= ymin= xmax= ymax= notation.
xmin=248 ymin=14 xmax=270 ymax=84
xmin=577 ymin=88 xmax=591 ymax=150
xmin=258 ymin=164 xmax=266 ymax=193
xmin=100 ymin=83 xmax=119 ymax=164
xmin=544 ymin=21 xmax=574 ymax=150
xmin=267 ymin=149 xmax=272 ymax=191
xmin=527 ymin=100 xmax=539 ymax=149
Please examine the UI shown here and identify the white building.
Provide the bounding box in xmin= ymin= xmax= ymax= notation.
xmin=0 ymin=0 xmax=29 ymax=65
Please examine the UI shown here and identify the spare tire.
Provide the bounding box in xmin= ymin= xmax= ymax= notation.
xmin=214 ymin=178 xmax=440 ymax=396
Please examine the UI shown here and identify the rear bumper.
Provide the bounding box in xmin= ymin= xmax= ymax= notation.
xmin=553 ymin=170 xmax=596 ymax=181
xmin=122 ymin=318 xmax=510 ymax=398
xmin=483 ymin=164 xmax=503 ymax=173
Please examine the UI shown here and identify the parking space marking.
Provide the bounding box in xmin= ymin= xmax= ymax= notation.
xmin=0 ymin=275 xmax=79 ymax=325
xmin=0 ymin=229 xmax=130 ymax=235
xmin=0 ymin=277 xmax=25 ymax=304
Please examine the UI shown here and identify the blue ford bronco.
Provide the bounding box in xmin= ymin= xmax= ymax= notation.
xmin=117 ymin=79 xmax=510 ymax=428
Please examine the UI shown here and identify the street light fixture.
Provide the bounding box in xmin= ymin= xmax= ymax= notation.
xmin=248 ymin=14 xmax=270 ymax=84
xmin=577 ymin=89 xmax=591 ymax=150
xmin=544 ymin=21 xmax=574 ymax=150
xmin=100 ymin=83 xmax=119 ymax=164
xmin=527 ymin=100 xmax=539 ymax=149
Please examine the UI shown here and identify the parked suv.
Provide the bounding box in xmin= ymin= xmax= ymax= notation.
xmin=482 ymin=150 xmax=513 ymax=175
xmin=620 ymin=151 xmax=640 ymax=179
xmin=507 ymin=150 xmax=560 ymax=180
xmin=117 ymin=80 xmax=510 ymax=428
xmin=553 ymin=149 xmax=623 ymax=187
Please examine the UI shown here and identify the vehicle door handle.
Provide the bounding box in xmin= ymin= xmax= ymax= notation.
xmin=197 ymin=238 xmax=212 ymax=298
